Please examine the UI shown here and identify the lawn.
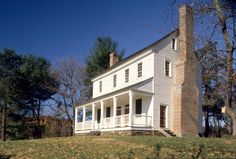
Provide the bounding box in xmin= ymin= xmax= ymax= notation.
xmin=0 ymin=136 xmax=236 ymax=159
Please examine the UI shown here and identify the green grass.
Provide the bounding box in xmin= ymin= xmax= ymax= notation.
xmin=0 ymin=136 xmax=236 ymax=159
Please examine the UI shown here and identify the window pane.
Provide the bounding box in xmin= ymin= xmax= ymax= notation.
xmin=138 ymin=63 xmax=142 ymax=77
xmin=165 ymin=61 xmax=170 ymax=77
xmin=86 ymin=110 xmax=92 ymax=121
xmin=106 ymin=107 xmax=111 ymax=118
xmin=125 ymin=69 xmax=129 ymax=83
xmin=117 ymin=106 xmax=121 ymax=116
xmin=135 ymin=99 xmax=142 ymax=114
xmin=99 ymin=81 xmax=102 ymax=92
xmin=77 ymin=109 xmax=83 ymax=122
xmin=125 ymin=104 xmax=129 ymax=114
xmin=113 ymin=75 xmax=117 ymax=87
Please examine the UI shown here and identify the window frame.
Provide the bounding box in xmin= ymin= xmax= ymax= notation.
xmin=116 ymin=106 xmax=121 ymax=116
xmin=113 ymin=74 xmax=117 ymax=87
xmin=106 ymin=106 xmax=111 ymax=118
xmin=164 ymin=59 xmax=171 ymax=77
xmin=135 ymin=99 xmax=142 ymax=114
xmin=172 ymin=38 xmax=177 ymax=51
xmin=124 ymin=104 xmax=129 ymax=114
xmin=99 ymin=81 xmax=102 ymax=92
xmin=137 ymin=62 xmax=142 ymax=78
xmin=125 ymin=69 xmax=129 ymax=83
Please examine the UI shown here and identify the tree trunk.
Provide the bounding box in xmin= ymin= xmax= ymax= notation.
xmin=204 ymin=108 xmax=210 ymax=137
xmin=1 ymin=105 xmax=6 ymax=141
xmin=214 ymin=0 xmax=236 ymax=136
xmin=233 ymin=118 xmax=236 ymax=136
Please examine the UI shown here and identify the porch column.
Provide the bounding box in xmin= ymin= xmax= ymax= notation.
xmin=129 ymin=91 xmax=133 ymax=127
xmin=100 ymin=100 xmax=104 ymax=128
xmin=113 ymin=96 xmax=117 ymax=127
xmin=74 ymin=107 xmax=78 ymax=132
xmin=82 ymin=106 xmax=86 ymax=130
xmin=92 ymin=103 xmax=95 ymax=129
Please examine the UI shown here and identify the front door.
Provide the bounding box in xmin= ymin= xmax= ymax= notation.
xmin=97 ymin=109 xmax=101 ymax=123
xmin=160 ymin=105 xmax=166 ymax=128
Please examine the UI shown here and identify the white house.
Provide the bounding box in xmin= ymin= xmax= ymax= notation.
xmin=74 ymin=5 xmax=202 ymax=137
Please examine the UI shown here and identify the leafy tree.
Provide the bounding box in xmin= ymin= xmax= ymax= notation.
xmin=0 ymin=49 xmax=22 ymax=141
xmin=83 ymin=36 xmax=124 ymax=100
xmin=19 ymin=55 xmax=58 ymax=138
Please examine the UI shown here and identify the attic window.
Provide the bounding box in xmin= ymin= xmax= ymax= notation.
xmin=172 ymin=38 xmax=177 ymax=51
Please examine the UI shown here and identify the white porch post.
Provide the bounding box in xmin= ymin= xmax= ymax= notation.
xmin=74 ymin=107 xmax=78 ymax=132
xmin=100 ymin=100 xmax=104 ymax=128
xmin=129 ymin=91 xmax=133 ymax=127
xmin=92 ymin=103 xmax=95 ymax=129
xmin=113 ymin=96 xmax=117 ymax=127
xmin=82 ymin=106 xmax=86 ymax=130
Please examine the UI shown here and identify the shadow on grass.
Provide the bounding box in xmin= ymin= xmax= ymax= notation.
xmin=0 ymin=154 xmax=14 ymax=159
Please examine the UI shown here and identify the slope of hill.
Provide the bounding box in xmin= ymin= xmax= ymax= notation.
xmin=0 ymin=136 xmax=236 ymax=158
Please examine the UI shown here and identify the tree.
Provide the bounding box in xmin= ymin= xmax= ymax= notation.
xmin=52 ymin=57 xmax=85 ymax=136
xmin=0 ymin=49 xmax=22 ymax=141
xmin=170 ymin=0 xmax=236 ymax=136
xmin=198 ymin=42 xmax=227 ymax=137
xmin=83 ymin=36 xmax=124 ymax=100
xmin=19 ymin=55 xmax=58 ymax=138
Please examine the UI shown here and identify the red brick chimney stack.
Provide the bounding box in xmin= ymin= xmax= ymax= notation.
xmin=109 ymin=52 xmax=119 ymax=67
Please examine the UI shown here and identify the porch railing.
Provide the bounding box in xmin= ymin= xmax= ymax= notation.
xmin=84 ymin=120 xmax=92 ymax=130
xmin=133 ymin=114 xmax=152 ymax=127
xmin=115 ymin=114 xmax=129 ymax=127
xmin=76 ymin=114 xmax=152 ymax=131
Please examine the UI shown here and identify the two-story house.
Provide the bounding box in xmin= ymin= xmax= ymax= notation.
xmin=74 ymin=5 xmax=202 ymax=137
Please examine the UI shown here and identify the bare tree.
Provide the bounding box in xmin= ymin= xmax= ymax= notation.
xmin=52 ymin=57 xmax=86 ymax=136
xmin=169 ymin=0 xmax=236 ymax=136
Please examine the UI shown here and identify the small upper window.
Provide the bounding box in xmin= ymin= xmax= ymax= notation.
xmin=137 ymin=62 xmax=142 ymax=78
xmin=172 ymin=38 xmax=177 ymax=51
xmin=113 ymin=74 xmax=117 ymax=87
xmin=165 ymin=60 xmax=171 ymax=77
xmin=125 ymin=69 xmax=129 ymax=83
xmin=99 ymin=81 xmax=102 ymax=92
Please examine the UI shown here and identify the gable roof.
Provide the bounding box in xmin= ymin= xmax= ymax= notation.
xmin=92 ymin=29 xmax=179 ymax=81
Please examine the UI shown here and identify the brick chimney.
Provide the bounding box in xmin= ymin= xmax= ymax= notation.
xmin=172 ymin=5 xmax=200 ymax=137
xmin=109 ymin=52 xmax=119 ymax=67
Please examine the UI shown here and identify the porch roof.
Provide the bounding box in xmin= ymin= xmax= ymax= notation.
xmin=76 ymin=77 xmax=153 ymax=108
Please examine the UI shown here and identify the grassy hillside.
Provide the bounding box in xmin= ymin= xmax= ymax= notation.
xmin=0 ymin=136 xmax=236 ymax=159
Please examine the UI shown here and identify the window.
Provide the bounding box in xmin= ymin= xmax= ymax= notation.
xmin=137 ymin=62 xmax=142 ymax=77
xmin=172 ymin=38 xmax=177 ymax=51
xmin=117 ymin=106 xmax=121 ymax=116
xmin=113 ymin=74 xmax=117 ymax=87
xmin=135 ymin=99 xmax=142 ymax=114
xmin=99 ymin=81 xmax=102 ymax=92
xmin=125 ymin=104 xmax=129 ymax=114
xmin=125 ymin=69 xmax=129 ymax=83
xmin=106 ymin=107 xmax=111 ymax=118
xmin=77 ymin=108 xmax=83 ymax=122
xmin=165 ymin=60 xmax=171 ymax=77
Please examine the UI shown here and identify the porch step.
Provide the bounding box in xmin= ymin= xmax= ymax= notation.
xmin=89 ymin=130 xmax=101 ymax=136
xmin=163 ymin=129 xmax=176 ymax=137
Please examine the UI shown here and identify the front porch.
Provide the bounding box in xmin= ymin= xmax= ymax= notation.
xmin=75 ymin=90 xmax=153 ymax=133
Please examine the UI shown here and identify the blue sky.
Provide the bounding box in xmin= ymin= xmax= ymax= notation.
xmin=0 ymin=0 xmax=178 ymax=65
